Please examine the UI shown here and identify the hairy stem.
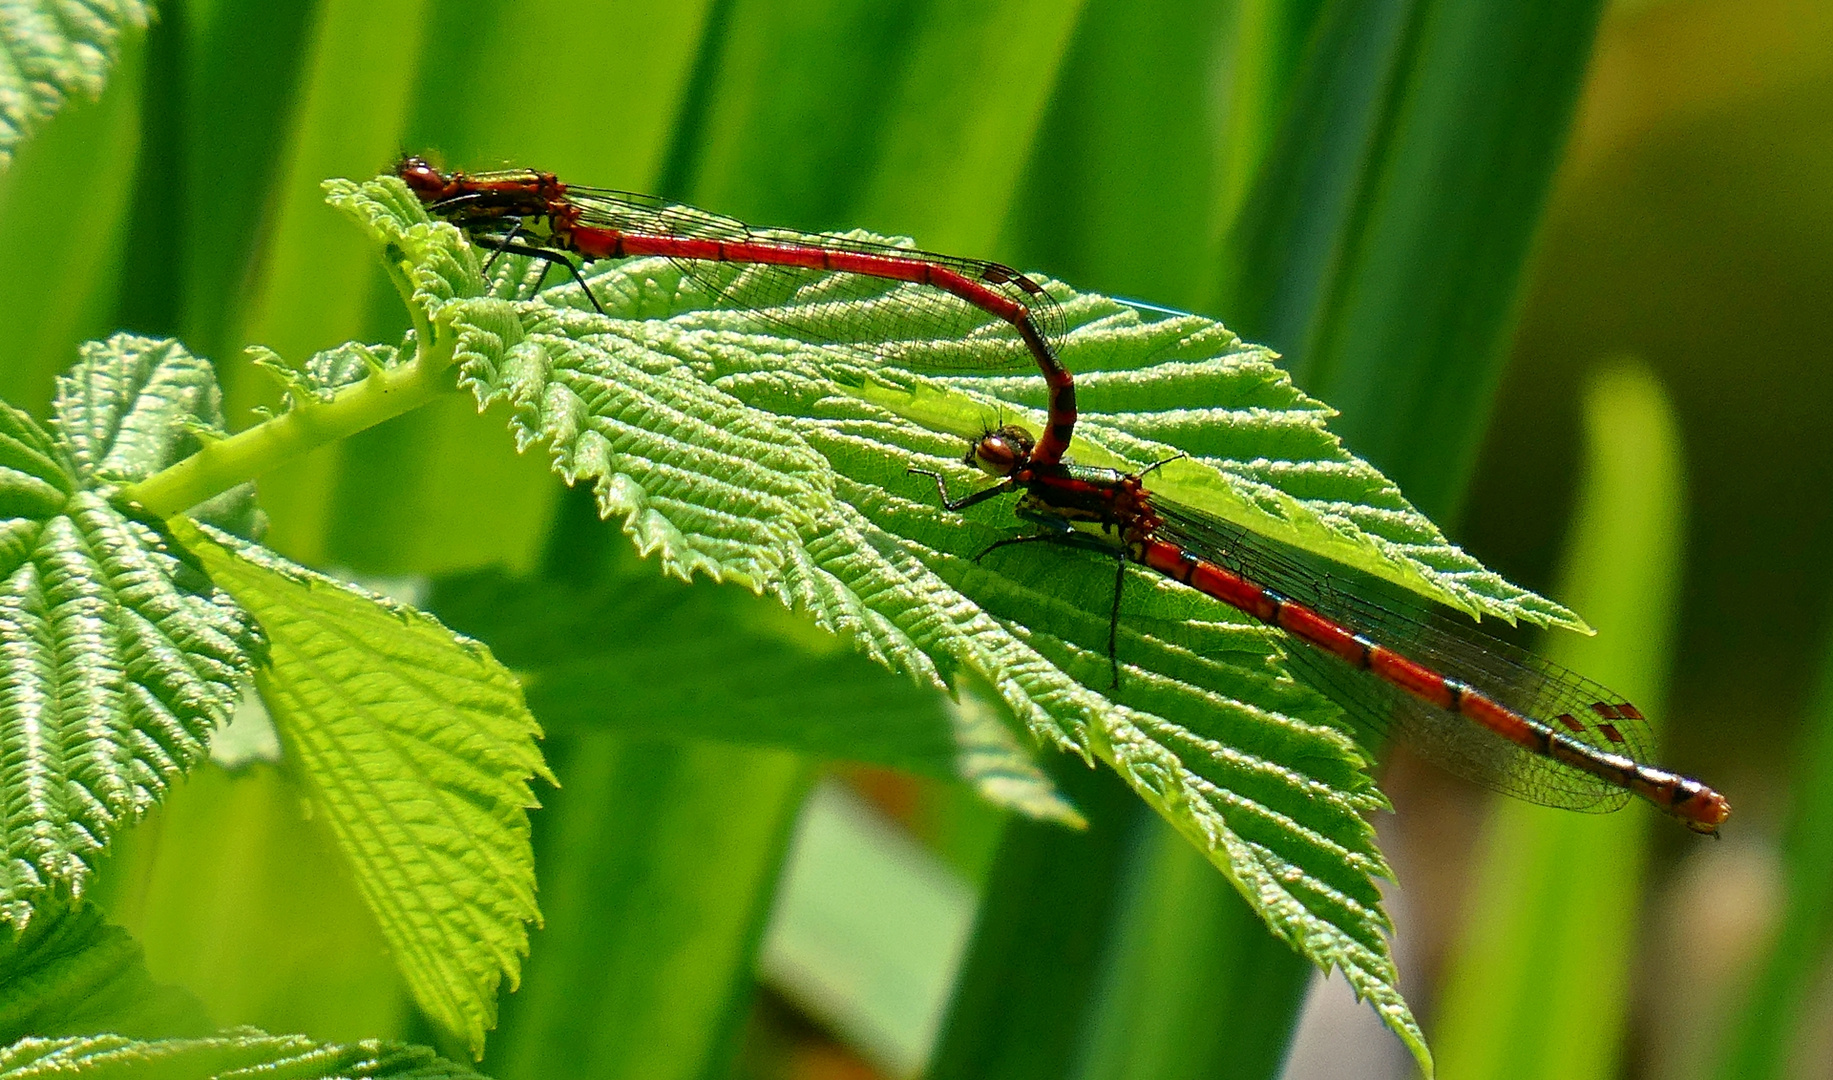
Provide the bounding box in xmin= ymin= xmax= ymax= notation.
xmin=122 ymin=322 xmax=456 ymax=517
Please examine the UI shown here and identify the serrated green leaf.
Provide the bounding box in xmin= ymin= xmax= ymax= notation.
xmin=0 ymin=900 xmax=208 ymax=1042
xmin=323 ymin=176 xmax=481 ymax=321
xmin=167 ymin=519 xmax=550 ymax=1057
xmin=56 ymin=334 xmax=225 ymax=484
xmin=0 ymin=338 xmax=262 ymax=927
xmin=325 ymin=169 xmax=1601 ymax=1061
xmin=246 ymin=340 xmax=402 ymax=408
xmin=0 ymin=1031 xmax=484 ymax=1079
xmin=484 ymin=736 xmax=809 ymax=1080
xmin=54 ymin=333 xmax=262 ymax=539
xmin=0 ymin=0 xmax=148 ymax=170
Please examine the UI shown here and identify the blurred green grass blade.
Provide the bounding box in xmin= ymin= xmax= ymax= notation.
xmin=760 ymin=780 xmax=977 ymax=1076
xmin=484 ymin=737 xmax=810 ymax=1080
xmin=1007 ymin=0 xmax=1322 ymax=311
xmin=1209 ymin=0 xmax=1327 ymax=253
xmin=0 ymin=30 xmax=144 ymax=416
xmin=173 ymin=520 xmax=550 ymax=1057
xmin=846 ymin=0 xmax=1086 ymax=252
xmin=93 ymin=764 xmax=410 ymax=1043
xmin=1220 ymin=0 xmax=1607 ymax=518
xmin=1212 ymin=0 xmax=1412 ymax=364
xmin=686 ymin=0 xmax=1082 ymax=250
xmin=407 ymin=0 xmax=715 ymax=187
xmin=1713 ymin=590 xmax=1833 ymax=1073
xmin=0 ymin=901 xmax=209 ymax=1041
xmin=1307 ymin=0 xmax=1608 ymax=514
xmin=681 ymin=0 xmax=932 ymax=222
xmin=311 ymin=0 xmax=716 ymax=580
xmin=111 ymin=2 xmax=183 ymax=340
xmin=315 ymin=394 xmax=563 ymax=577
xmin=927 ymin=764 xmax=1139 ymax=1080
xmin=179 ymin=0 xmax=320 ymax=362
xmin=0 ymin=0 xmax=147 ymax=168
xmin=236 ymin=0 xmax=431 ymax=363
xmin=228 ymin=0 xmax=433 ymax=567
xmin=1431 ymin=362 xmax=1686 ymax=1079
xmin=1075 ymin=812 xmax=1312 ymax=1080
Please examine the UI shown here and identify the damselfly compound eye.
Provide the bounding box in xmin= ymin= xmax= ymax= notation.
xmin=394 ymin=156 xmax=452 ymax=200
xmin=966 ymin=425 xmax=1036 ymax=477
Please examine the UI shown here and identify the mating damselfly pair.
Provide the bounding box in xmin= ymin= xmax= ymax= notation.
xmin=396 ymin=155 xmax=1730 ymax=835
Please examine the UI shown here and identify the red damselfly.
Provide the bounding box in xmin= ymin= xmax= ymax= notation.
xmin=395 ymin=156 xmax=1079 ymax=467
xmin=911 ymin=424 xmax=1732 ymax=834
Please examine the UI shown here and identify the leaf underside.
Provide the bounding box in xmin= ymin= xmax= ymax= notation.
xmin=324 ymin=174 xmax=1595 ymax=1065
xmin=170 ymin=519 xmax=550 ymax=1058
xmin=0 ymin=334 xmax=262 ymax=928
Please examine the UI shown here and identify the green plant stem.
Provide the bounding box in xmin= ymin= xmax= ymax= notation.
xmin=122 ymin=327 xmax=455 ymax=517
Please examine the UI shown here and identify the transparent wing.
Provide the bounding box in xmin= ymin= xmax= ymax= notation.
xmin=1148 ymin=497 xmax=1650 ymax=812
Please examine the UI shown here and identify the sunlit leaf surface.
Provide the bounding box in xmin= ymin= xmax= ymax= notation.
xmin=171 ymin=518 xmax=550 ymax=1057
xmin=0 ymin=1032 xmax=483 ymax=1078
xmin=432 ymin=566 xmax=1080 ymax=826
xmin=0 ymin=335 xmax=261 ymax=927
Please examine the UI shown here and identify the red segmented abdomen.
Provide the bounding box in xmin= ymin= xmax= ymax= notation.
xmin=997 ymin=436 xmax=1731 ymax=833
xmin=1630 ymin=770 xmax=1731 ymax=832
xmin=1145 ymin=540 xmax=1505 ymax=725
xmin=1364 ymin=646 xmax=1459 ymax=710
xmin=1439 ymin=674 xmax=1730 ymax=832
xmin=1137 ymin=530 xmax=1731 ymax=827
xmin=562 ymin=226 xmax=1078 ymax=466
xmin=1137 ymin=539 xmax=1278 ymax=622
xmin=1022 ymin=325 xmax=1076 ymax=468
xmin=1272 ymin=601 xmax=1370 ymax=666
xmin=1456 ymin=688 xmax=1553 ymax=754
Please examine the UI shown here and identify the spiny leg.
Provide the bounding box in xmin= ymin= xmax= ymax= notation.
xmin=972 ymin=531 xmax=1062 ymax=562
xmin=1138 ymin=451 xmax=1189 ymax=479
xmin=972 ymin=526 xmax=1131 ymax=689
xmin=471 ymin=233 xmax=608 ymax=314
xmin=906 ymin=467 xmax=1014 ymax=513
xmin=479 ymin=220 xmax=530 ymax=278
xmin=480 ymin=222 xmax=556 ymax=300
xmin=1107 ymin=551 xmax=1127 ymax=690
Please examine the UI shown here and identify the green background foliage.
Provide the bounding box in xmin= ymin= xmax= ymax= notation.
xmin=1 ymin=1 xmax=1829 ymax=1078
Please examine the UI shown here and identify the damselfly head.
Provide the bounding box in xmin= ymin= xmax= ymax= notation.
xmin=967 ymin=424 xmax=1036 ymax=477
xmin=395 ymin=155 xmax=454 ymax=202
